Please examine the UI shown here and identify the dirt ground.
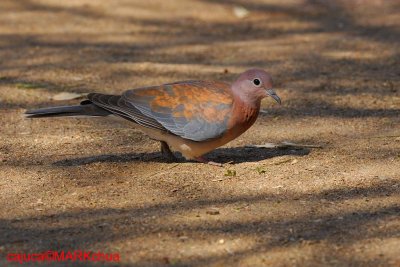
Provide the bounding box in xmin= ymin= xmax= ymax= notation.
xmin=0 ymin=0 xmax=399 ymax=266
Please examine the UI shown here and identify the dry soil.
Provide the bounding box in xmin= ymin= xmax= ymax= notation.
xmin=0 ymin=0 xmax=399 ymax=266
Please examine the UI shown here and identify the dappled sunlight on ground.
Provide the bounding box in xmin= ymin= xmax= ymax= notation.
xmin=0 ymin=0 xmax=399 ymax=266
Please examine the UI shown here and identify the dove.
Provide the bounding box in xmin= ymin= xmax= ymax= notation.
xmin=25 ymin=69 xmax=281 ymax=165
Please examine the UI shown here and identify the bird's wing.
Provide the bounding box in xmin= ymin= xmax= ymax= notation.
xmin=123 ymin=81 xmax=233 ymax=141
xmin=87 ymin=93 xmax=167 ymax=131
xmin=89 ymin=81 xmax=234 ymax=141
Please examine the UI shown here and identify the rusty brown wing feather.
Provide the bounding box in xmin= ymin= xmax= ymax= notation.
xmin=123 ymin=81 xmax=234 ymax=141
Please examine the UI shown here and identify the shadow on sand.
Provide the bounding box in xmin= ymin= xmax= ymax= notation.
xmin=52 ymin=146 xmax=310 ymax=166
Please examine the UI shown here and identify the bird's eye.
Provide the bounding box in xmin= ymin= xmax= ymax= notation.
xmin=253 ymin=78 xmax=261 ymax=87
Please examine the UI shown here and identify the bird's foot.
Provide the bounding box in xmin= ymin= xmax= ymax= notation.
xmin=194 ymin=156 xmax=223 ymax=167
xmin=160 ymin=141 xmax=178 ymax=161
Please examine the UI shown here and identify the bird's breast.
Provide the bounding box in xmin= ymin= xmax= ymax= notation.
xmin=224 ymin=101 xmax=260 ymax=140
xmin=235 ymin=106 xmax=259 ymax=131
xmin=159 ymin=102 xmax=260 ymax=159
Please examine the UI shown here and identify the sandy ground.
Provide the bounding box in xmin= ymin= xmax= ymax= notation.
xmin=0 ymin=0 xmax=399 ymax=266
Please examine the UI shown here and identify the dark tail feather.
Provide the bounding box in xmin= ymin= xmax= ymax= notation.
xmin=25 ymin=102 xmax=111 ymax=118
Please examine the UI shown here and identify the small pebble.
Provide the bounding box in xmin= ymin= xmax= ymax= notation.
xmin=179 ymin=236 xmax=189 ymax=241
xmin=233 ymin=6 xmax=249 ymax=18
xmin=206 ymin=209 xmax=220 ymax=215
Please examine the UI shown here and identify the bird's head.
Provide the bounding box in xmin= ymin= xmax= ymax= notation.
xmin=232 ymin=69 xmax=281 ymax=106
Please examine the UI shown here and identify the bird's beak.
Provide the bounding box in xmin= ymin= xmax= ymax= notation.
xmin=266 ymin=89 xmax=281 ymax=105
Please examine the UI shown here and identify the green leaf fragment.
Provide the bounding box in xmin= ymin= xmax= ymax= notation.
xmin=224 ymin=169 xmax=236 ymax=177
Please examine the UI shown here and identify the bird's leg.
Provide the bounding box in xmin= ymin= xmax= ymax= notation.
xmin=194 ymin=156 xmax=223 ymax=167
xmin=160 ymin=141 xmax=177 ymax=161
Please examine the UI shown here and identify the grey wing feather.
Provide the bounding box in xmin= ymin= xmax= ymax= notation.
xmin=87 ymin=93 xmax=167 ymax=131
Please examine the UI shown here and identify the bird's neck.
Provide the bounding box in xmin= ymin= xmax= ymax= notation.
xmin=230 ymin=96 xmax=261 ymax=134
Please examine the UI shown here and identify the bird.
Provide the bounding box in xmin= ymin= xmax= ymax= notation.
xmin=25 ymin=69 xmax=281 ymax=165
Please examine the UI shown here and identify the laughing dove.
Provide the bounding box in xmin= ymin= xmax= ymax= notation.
xmin=25 ymin=69 xmax=281 ymax=164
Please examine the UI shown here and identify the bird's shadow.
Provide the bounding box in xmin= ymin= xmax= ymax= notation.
xmin=53 ymin=146 xmax=310 ymax=166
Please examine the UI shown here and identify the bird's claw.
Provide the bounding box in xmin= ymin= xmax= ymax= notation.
xmin=160 ymin=141 xmax=178 ymax=161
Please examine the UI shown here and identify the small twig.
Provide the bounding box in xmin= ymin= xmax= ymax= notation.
xmin=247 ymin=141 xmax=324 ymax=149
xmin=280 ymin=141 xmax=324 ymax=149
xmin=364 ymin=135 xmax=400 ymax=139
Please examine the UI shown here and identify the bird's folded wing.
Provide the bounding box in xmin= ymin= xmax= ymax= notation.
xmin=89 ymin=81 xmax=234 ymax=142
xmin=87 ymin=93 xmax=166 ymax=131
xmin=124 ymin=81 xmax=233 ymax=141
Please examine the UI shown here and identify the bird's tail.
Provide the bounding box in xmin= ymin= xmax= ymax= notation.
xmin=25 ymin=101 xmax=111 ymax=118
